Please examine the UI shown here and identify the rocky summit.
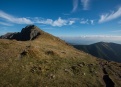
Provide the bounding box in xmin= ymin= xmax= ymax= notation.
xmin=0 ymin=25 xmax=40 ymax=41
xmin=0 ymin=25 xmax=121 ymax=87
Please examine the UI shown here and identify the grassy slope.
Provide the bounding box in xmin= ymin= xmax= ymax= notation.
xmin=0 ymin=33 xmax=121 ymax=87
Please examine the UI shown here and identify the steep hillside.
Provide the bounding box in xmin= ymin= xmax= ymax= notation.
xmin=73 ymin=42 xmax=121 ymax=63
xmin=0 ymin=25 xmax=121 ymax=87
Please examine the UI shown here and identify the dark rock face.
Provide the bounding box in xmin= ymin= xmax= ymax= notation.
xmin=20 ymin=25 xmax=40 ymax=40
xmin=0 ymin=25 xmax=40 ymax=41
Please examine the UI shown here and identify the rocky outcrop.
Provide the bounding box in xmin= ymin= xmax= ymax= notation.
xmin=0 ymin=32 xmax=20 ymax=39
xmin=0 ymin=25 xmax=40 ymax=41
xmin=20 ymin=25 xmax=40 ymax=40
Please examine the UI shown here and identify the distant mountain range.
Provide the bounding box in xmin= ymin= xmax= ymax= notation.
xmin=73 ymin=42 xmax=121 ymax=63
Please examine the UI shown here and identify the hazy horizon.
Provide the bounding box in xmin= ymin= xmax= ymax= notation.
xmin=60 ymin=36 xmax=121 ymax=45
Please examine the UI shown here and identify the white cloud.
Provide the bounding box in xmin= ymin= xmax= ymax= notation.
xmin=0 ymin=11 xmax=75 ymax=27
xmin=72 ymin=0 xmax=79 ymax=12
xmin=0 ymin=10 xmax=33 ymax=24
xmin=53 ymin=17 xmax=67 ymax=27
xmin=36 ymin=19 xmax=53 ymax=25
xmin=0 ymin=22 xmax=13 ymax=26
xmin=81 ymin=0 xmax=89 ymax=10
xmin=69 ymin=21 xmax=75 ymax=25
xmin=99 ymin=7 xmax=121 ymax=23
xmin=35 ymin=17 xmax=70 ymax=27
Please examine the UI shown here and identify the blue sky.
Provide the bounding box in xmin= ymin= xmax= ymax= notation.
xmin=1 ymin=0 xmax=121 ymax=44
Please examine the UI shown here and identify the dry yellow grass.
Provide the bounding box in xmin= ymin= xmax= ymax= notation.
xmin=0 ymin=26 xmax=121 ymax=87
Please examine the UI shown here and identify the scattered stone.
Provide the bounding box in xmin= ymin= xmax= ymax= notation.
xmin=49 ymin=74 xmax=55 ymax=79
xmin=83 ymin=73 xmax=86 ymax=76
xmin=78 ymin=62 xmax=86 ymax=67
xmin=78 ymin=64 xmax=84 ymax=67
xmin=64 ymin=69 xmax=70 ymax=72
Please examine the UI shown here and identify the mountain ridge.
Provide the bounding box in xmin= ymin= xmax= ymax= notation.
xmin=0 ymin=25 xmax=121 ymax=87
xmin=73 ymin=42 xmax=121 ymax=63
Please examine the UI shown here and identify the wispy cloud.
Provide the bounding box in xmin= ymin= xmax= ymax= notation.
xmin=80 ymin=19 xmax=89 ymax=24
xmin=80 ymin=19 xmax=94 ymax=25
xmin=0 ymin=10 xmax=77 ymax=27
xmin=0 ymin=22 xmax=13 ymax=26
xmin=0 ymin=10 xmax=33 ymax=24
xmin=72 ymin=0 xmax=79 ymax=12
xmin=72 ymin=0 xmax=90 ymax=12
xmin=81 ymin=0 xmax=90 ymax=10
xmin=99 ymin=7 xmax=121 ymax=23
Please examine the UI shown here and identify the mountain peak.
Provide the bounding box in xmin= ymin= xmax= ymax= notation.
xmin=20 ymin=25 xmax=41 ymax=40
xmin=0 ymin=25 xmax=42 ymax=41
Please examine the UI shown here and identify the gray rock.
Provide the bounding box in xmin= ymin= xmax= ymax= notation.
xmin=0 ymin=25 xmax=40 ymax=41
